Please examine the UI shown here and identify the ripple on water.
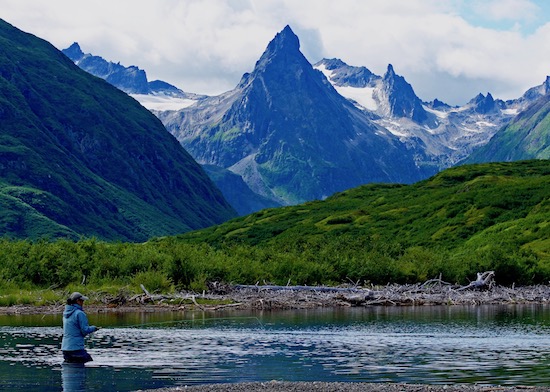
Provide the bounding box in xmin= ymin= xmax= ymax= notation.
xmin=1 ymin=306 xmax=550 ymax=390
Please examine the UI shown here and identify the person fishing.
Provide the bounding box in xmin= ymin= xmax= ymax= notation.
xmin=61 ymin=292 xmax=100 ymax=363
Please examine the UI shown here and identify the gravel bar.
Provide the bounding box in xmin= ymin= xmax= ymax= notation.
xmin=138 ymin=381 xmax=550 ymax=391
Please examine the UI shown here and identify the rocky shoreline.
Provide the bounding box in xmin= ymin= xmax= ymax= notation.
xmin=139 ymin=381 xmax=550 ymax=392
xmin=2 ymin=282 xmax=550 ymax=315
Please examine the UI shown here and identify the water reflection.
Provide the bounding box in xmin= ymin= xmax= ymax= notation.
xmin=61 ymin=363 xmax=86 ymax=392
xmin=0 ymin=305 xmax=549 ymax=391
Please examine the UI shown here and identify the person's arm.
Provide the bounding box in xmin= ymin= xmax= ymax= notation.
xmin=76 ymin=311 xmax=98 ymax=336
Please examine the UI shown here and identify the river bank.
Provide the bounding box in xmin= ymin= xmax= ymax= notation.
xmin=1 ymin=281 xmax=550 ymax=315
xmin=2 ymin=288 xmax=549 ymax=392
xmin=139 ymin=381 xmax=550 ymax=391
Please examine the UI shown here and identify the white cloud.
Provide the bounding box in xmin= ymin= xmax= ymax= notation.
xmin=472 ymin=0 xmax=539 ymax=21
xmin=1 ymin=0 xmax=550 ymax=105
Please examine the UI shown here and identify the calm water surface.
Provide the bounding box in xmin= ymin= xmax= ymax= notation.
xmin=0 ymin=305 xmax=549 ymax=391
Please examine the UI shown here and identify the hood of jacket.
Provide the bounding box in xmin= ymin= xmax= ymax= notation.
xmin=63 ymin=304 xmax=82 ymax=319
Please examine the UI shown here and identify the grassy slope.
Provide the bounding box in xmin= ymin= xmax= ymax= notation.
xmin=175 ymin=160 xmax=550 ymax=284
xmin=0 ymin=19 xmax=236 ymax=241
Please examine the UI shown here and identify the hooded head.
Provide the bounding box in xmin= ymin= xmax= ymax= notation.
xmin=67 ymin=292 xmax=89 ymax=305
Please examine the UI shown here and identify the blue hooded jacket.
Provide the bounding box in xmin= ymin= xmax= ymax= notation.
xmin=61 ymin=304 xmax=97 ymax=351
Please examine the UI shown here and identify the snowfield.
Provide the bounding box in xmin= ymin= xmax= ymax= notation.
xmin=131 ymin=94 xmax=199 ymax=111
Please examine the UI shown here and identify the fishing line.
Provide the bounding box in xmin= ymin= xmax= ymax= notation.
xmin=94 ymin=315 xmax=265 ymax=330
xmin=129 ymin=316 xmax=265 ymax=329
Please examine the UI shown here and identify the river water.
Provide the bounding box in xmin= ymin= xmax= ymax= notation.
xmin=0 ymin=305 xmax=549 ymax=391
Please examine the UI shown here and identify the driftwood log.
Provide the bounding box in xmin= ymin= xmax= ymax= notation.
xmin=101 ymin=272 xmax=549 ymax=310
xmin=457 ymin=271 xmax=495 ymax=291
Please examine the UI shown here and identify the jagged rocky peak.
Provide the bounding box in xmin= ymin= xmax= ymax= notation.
xmin=248 ymin=25 xmax=321 ymax=91
xmin=384 ymin=63 xmax=396 ymax=79
xmin=63 ymin=42 xmax=85 ymax=61
xmin=430 ymin=98 xmax=451 ymax=109
xmin=521 ymin=76 xmax=550 ymax=102
xmin=269 ymin=24 xmax=300 ymax=51
xmin=469 ymin=92 xmax=498 ymax=114
xmin=249 ymin=25 xmax=310 ymax=86
xmin=381 ymin=64 xmax=428 ymax=123
xmin=62 ymin=43 xmax=150 ymax=94
xmin=164 ymin=24 xmax=431 ymax=206
xmin=257 ymin=24 xmax=300 ymax=65
xmin=63 ymin=42 xmax=189 ymax=99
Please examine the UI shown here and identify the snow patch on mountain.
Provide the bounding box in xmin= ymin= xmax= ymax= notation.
xmin=315 ymin=63 xmax=378 ymax=111
xmin=131 ymin=93 xmax=199 ymax=111
xmin=423 ymin=106 xmax=449 ymax=119
xmin=334 ymin=85 xmax=378 ymax=111
xmin=502 ymin=108 xmax=519 ymax=115
xmin=314 ymin=58 xmax=531 ymax=166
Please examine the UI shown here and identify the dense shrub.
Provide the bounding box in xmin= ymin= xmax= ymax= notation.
xmin=2 ymin=162 xmax=550 ymax=292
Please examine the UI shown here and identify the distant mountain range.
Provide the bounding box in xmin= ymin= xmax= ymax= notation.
xmin=0 ymin=19 xmax=236 ymax=241
xmin=62 ymin=42 xmax=207 ymax=111
xmin=63 ymin=26 xmax=550 ymax=213
xmin=63 ymin=42 xmax=169 ymax=95
xmin=313 ymin=59 xmax=546 ymax=168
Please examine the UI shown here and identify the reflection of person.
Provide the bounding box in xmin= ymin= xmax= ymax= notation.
xmin=61 ymin=362 xmax=86 ymax=392
xmin=61 ymin=292 xmax=99 ymax=363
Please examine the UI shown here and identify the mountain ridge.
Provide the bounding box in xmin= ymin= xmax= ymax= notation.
xmin=316 ymin=59 xmax=529 ymax=165
xmin=63 ymin=42 xmax=178 ymax=95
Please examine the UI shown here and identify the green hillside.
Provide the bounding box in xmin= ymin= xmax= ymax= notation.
xmin=172 ymin=160 xmax=550 ymax=285
xmin=0 ymin=19 xmax=236 ymax=241
xmin=1 ymin=160 xmax=549 ymax=293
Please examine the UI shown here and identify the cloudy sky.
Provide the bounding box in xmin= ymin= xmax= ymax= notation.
xmin=2 ymin=0 xmax=550 ymax=105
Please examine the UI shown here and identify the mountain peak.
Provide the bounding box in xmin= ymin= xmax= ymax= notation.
xmin=520 ymin=76 xmax=550 ymax=101
xmin=169 ymin=25 xmax=430 ymax=205
xmin=380 ymin=64 xmax=428 ymax=123
xmin=251 ymin=25 xmax=309 ymax=80
xmin=469 ymin=92 xmax=497 ymax=114
xmin=63 ymin=42 xmax=84 ymax=62
xmin=385 ymin=64 xmax=396 ymax=78
xmin=314 ymin=58 xmax=379 ymax=88
xmin=265 ymin=25 xmax=300 ymax=54
xmin=62 ymin=43 xmax=150 ymax=94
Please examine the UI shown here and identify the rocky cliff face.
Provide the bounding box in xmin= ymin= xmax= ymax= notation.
xmin=379 ymin=64 xmax=429 ymax=123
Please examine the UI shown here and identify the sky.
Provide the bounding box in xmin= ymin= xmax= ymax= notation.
xmin=2 ymin=0 xmax=550 ymax=106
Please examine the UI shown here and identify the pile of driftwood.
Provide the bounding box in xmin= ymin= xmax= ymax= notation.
xmin=107 ymin=271 xmax=550 ymax=310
